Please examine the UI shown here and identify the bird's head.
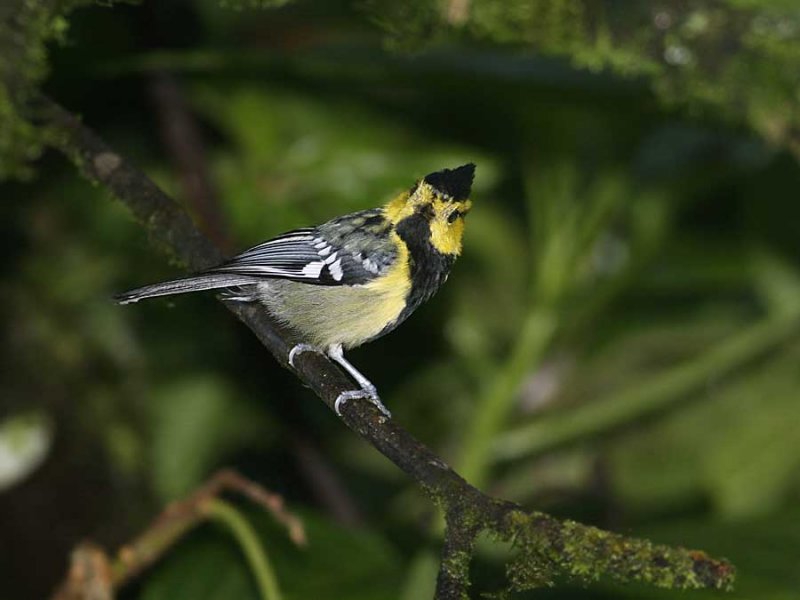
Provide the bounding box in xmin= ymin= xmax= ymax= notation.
xmin=384 ymin=163 xmax=475 ymax=256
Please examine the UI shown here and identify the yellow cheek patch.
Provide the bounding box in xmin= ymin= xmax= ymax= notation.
xmin=429 ymin=217 xmax=464 ymax=255
xmin=383 ymin=182 xmax=470 ymax=256
xmin=429 ymin=196 xmax=470 ymax=255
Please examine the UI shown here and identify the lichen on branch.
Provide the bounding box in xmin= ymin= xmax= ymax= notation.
xmin=361 ymin=0 xmax=800 ymax=158
xmin=503 ymin=510 xmax=734 ymax=592
xmin=0 ymin=1 xmax=133 ymax=179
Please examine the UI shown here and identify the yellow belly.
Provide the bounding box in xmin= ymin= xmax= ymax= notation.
xmin=256 ymin=242 xmax=411 ymax=349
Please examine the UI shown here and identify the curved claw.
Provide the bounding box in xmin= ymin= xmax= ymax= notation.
xmin=289 ymin=343 xmax=318 ymax=369
xmin=335 ymin=388 xmax=391 ymax=418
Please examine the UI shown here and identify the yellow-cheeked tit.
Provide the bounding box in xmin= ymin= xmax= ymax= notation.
xmin=115 ymin=164 xmax=476 ymax=417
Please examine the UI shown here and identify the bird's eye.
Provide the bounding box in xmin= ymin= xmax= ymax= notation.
xmin=447 ymin=211 xmax=460 ymax=224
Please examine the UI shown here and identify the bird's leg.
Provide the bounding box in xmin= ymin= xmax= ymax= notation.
xmin=326 ymin=344 xmax=391 ymax=418
xmin=327 ymin=344 xmax=377 ymax=393
xmin=288 ymin=343 xmax=320 ymax=368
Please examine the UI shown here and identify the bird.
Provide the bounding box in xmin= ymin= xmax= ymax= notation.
xmin=115 ymin=163 xmax=476 ymax=418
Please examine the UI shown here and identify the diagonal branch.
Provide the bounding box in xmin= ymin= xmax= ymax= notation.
xmin=39 ymin=96 xmax=735 ymax=599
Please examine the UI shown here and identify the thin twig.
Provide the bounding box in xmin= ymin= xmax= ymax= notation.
xmin=51 ymin=469 xmax=303 ymax=600
xmin=52 ymin=542 xmax=114 ymax=600
xmin=290 ymin=434 xmax=365 ymax=526
xmin=173 ymin=468 xmax=306 ymax=547
xmin=149 ymin=71 xmax=233 ymax=251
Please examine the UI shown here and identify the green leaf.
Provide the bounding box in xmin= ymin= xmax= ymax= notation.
xmin=138 ymin=510 xmax=402 ymax=600
xmin=149 ymin=375 xmax=268 ymax=500
xmin=609 ymin=340 xmax=800 ymax=517
xmin=262 ymin=512 xmax=402 ymax=600
xmin=138 ymin=530 xmax=260 ymax=600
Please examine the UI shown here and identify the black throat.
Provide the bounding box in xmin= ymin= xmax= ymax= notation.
xmin=393 ymin=211 xmax=457 ymax=325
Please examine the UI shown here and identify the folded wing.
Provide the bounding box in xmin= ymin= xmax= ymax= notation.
xmin=115 ymin=213 xmax=399 ymax=304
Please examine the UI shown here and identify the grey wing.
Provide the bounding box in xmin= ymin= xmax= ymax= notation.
xmin=114 ymin=212 xmax=398 ymax=304
xmin=210 ymin=213 xmax=398 ymax=286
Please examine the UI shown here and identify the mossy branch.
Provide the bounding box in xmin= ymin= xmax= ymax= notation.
xmin=362 ymin=0 xmax=800 ymax=161
xmin=503 ymin=510 xmax=733 ymax=592
xmin=40 ymin=96 xmax=735 ymax=599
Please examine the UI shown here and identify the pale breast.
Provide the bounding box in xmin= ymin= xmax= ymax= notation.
xmin=256 ymin=275 xmax=409 ymax=349
xmin=254 ymin=231 xmax=413 ymax=349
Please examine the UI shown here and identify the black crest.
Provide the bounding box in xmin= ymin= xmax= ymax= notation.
xmin=423 ymin=163 xmax=475 ymax=201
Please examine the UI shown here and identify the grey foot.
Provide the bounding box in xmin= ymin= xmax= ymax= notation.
xmin=334 ymin=387 xmax=391 ymax=418
xmin=289 ymin=343 xmax=318 ymax=369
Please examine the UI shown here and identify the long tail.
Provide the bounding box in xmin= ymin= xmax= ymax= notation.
xmin=114 ymin=273 xmax=261 ymax=304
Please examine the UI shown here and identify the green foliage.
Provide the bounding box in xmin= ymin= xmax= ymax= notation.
xmin=457 ymin=161 xmax=671 ymax=487
xmin=0 ymin=1 xmax=136 ymax=179
xmin=361 ymin=0 xmax=800 ymax=155
xmin=139 ymin=534 xmax=260 ymax=600
xmin=610 ymin=337 xmax=800 ymax=519
xmin=140 ymin=511 xmax=401 ymax=600
xmin=149 ymin=376 xmax=269 ymax=500
xmin=1 ymin=1 xmax=65 ymax=178
xmin=219 ymin=0 xmax=293 ymax=9
xmin=3 ymin=0 xmax=800 ymax=598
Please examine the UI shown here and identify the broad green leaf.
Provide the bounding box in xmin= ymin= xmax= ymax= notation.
xmin=609 ymin=341 xmax=800 ymax=517
xmin=138 ymin=530 xmax=260 ymax=600
xmin=149 ymin=375 xmax=268 ymax=500
xmin=138 ymin=509 xmax=402 ymax=600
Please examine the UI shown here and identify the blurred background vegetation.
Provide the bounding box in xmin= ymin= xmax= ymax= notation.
xmin=2 ymin=1 xmax=800 ymax=598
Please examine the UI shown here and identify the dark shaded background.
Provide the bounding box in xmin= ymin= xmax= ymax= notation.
xmin=2 ymin=1 xmax=800 ymax=598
